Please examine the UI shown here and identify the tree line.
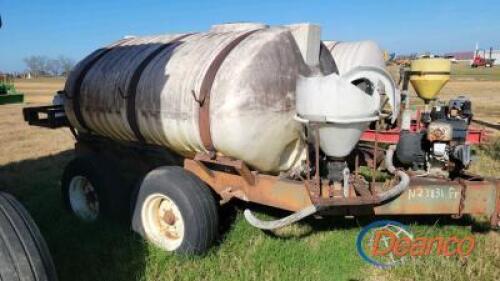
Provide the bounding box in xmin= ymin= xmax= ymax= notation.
xmin=23 ymin=55 xmax=75 ymax=77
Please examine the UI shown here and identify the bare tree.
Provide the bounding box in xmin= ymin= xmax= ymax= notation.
xmin=57 ymin=55 xmax=75 ymax=76
xmin=46 ymin=58 xmax=62 ymax=76
xmin=23 ymin=55 xmax=49 ymax=76
xmin=23 ymin=55 xmax=75 ymax=76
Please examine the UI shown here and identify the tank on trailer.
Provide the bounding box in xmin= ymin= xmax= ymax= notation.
xmin=22 ymin=23 xmax=499 ymax=256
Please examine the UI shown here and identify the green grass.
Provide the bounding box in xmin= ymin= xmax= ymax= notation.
xmin=451 ymin=63 xmax=500 ymax=81
xmin=469 ymin=136 xmax=500 ymax=177
xmin=374 ymin=222 xmax=499 ymax=281
xmin=0 ymin=144 xmax=498 ymax=281
xmin=142 ymin=217 xmax=366 ymax=281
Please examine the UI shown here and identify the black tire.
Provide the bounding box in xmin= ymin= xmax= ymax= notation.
xmin=0 ymin=192 xmax=58 ymax=281
xmin=62 ymin=156 xmax=128 ymax=221
xmin=131 ymin=166 xmax=218 ymax=255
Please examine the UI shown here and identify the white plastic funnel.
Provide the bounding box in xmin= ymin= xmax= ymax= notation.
xmin=296 ymin=72 xmax=379 ymax=157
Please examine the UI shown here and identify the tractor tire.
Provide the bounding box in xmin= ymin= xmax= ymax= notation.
xmin=131 ymin=166 xmax=218 ymax=255
xmin=0 ymin=192 xmax=58 ymax=281
xmin=62 ymin=156 xmax=128 ymax=222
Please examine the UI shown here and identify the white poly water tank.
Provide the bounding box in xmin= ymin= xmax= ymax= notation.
xmin=64 ymin=24 xmax=335 ymax=173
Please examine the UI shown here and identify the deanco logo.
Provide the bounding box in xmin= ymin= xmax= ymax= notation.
xmin=356 ymin=220 xmax=475 ymax=268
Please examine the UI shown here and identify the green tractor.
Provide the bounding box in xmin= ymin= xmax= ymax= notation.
xmin=0 ymin=15 xmax=24 ymax=105
xmin=0 ymin=75 xmax=24 ymax=105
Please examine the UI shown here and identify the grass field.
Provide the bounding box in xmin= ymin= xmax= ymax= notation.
xmin=388 ymin=63 xmax=500 ymax=123
xmin=450 ymin=63 xmax=500 ymax=81
xmin=0 ymin=74 xmax=499 ymax=280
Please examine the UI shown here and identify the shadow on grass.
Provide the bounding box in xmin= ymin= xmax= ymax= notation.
xmin=0 ymin=150 xmax=147 ymax=281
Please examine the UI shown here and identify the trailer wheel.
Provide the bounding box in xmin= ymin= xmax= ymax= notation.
xmin=0 ymin=192 xmax=58 ymax=281
xmin=131 ymin=166 xmax=218 ymax=255
xmin=62 ymin=157 xmax=123 ymax=221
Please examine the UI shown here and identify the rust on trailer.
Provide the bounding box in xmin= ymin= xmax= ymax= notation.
xmin=489 ymin=180 xmax=500 ymax=228
xmin=303 ymin=126 xmax=387 ymax=207
xmin=316 ymin=178 xmax=499 ymax=224
xmin=185 ymin=153 xmax=499 ymax=227
xmin=304 ymin=178 xmax=382 ymax=206
xmin=184 ymin=157 xmax=312 ymax=211
xmin=374 ymin=178 xmax=463 ymax=215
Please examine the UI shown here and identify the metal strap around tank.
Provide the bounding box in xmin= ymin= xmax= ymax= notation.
xmin=125 ymin=33 xmax=195 ymax=143
xmin=198 ymin=29 xmax=260 ymax=152
xmin=71 ymin=38 xmax=133 ymax=133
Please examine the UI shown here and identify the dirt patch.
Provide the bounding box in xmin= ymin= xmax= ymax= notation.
xmin=1 ymin=78 xmax=71 ymax=166
xmin=14 ymin=77 xmax=65 ymax=104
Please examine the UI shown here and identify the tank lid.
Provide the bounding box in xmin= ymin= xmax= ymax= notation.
xmin=210 ymin=22 xmax=268 ymax=32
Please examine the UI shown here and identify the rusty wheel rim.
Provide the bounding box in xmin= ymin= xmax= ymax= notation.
xmin=141 ymin=193 xmax=185 ymax=251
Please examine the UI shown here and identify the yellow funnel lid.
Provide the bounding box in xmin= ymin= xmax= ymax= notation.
xmin=410 ymin=58 xmax=451 ymax=102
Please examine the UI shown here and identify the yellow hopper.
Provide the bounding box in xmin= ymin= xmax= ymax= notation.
xmin=410 ymin=58 xmax=451 ymax=103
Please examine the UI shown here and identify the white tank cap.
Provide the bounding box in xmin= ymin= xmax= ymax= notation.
xmin=286 ymin=23 xmax=321 ymax=67
xmin=210 ymin=22 xmax=268 ymax=32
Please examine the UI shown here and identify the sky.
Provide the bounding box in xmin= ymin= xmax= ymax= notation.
xmin=1 ymin=0 xmax=499 ymax=72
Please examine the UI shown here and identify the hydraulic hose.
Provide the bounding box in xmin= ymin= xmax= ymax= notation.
xmin=377 ymin=145 xmax=411 ymax=202
xmin=243 ymin=205 xmax=318 ymax=230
